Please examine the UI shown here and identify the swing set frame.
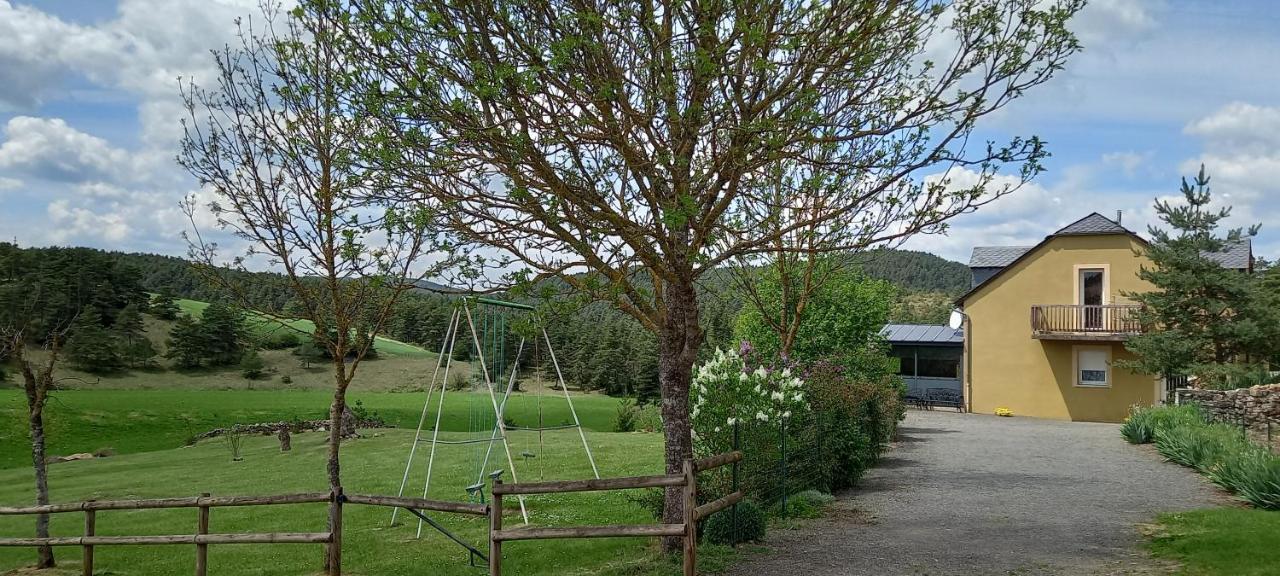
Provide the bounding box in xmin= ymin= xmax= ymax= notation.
xmin=391 ymin=297 xmax=600 ymax=537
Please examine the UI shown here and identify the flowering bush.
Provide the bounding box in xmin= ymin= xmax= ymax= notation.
xmin=690 ymin=346 xmax=807 ymax=456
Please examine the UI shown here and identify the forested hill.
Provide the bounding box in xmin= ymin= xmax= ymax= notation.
xmin=850 ymin=249 xmax=969 ymax=295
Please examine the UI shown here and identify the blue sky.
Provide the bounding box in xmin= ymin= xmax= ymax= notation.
xmin=1 ymin=0 xmax=1278 ymax=264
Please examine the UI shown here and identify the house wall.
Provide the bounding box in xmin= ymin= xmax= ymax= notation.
xmin=962 ymin=234 xmax=1157 ymax=422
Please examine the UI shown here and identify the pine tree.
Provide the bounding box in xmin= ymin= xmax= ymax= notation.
xmin=113 ymin=303 xmax=155 ymax=368
xmin=65 ymin=306 xmax=123 ymax=373
xmin=1121 ymin=166 xmax=1273 ymax=383
xmin=240 ymin=350 xmax=266 ymax=379
xmin=150 ymin=291 xmax=180 ymax=321
xmin=166 ymin=315 xmax=206 ymax=369
xmin=200 ymin=302 xmax=246 ymax=367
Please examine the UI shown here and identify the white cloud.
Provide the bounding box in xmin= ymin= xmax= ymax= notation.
xmin=0 ymin=176 xmax=19 ymax=190
xmin=46 ymin=199 xmax=132 ymax=243
xmin=0 ymin=116 xmax=138 ymax=184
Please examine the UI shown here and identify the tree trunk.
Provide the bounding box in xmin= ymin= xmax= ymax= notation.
xmin=658 ymin=280 xmax=702 ymax=553
xmin=23 ymin=367 xmax=55 ymax=569
xmin=323 ymin=360 xmax=349 ymax=573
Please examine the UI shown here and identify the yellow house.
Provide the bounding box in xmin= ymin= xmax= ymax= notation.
xmin=958 ymin=212 xmax=1250 ymax=422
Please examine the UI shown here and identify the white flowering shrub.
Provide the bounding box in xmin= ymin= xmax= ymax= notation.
xmin=690 ymin=347 xmax=807 ymax=456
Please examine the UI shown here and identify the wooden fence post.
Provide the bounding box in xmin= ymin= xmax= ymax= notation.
xmin=682 ymin=459 xmax=696 ymax=576
xmin=82 ymin=501 xmax=95 ymax=576
xmin=196 ymin=493 xmax=209 ymax=576
xmin=490 ymin=479 xmax=503 ymax=576
xmin=328 ymin=488 xmax=343 ymax=576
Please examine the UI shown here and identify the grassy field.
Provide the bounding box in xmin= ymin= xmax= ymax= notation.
xmin=1147 ymin=508 xmax=1280 ymax=575
xmin=0 ymin=390 xmax=624 ymax=469
xmin=0 ymin=428 xmax=679 ymax=575
xmin=175 ymin=297 xmax=437 ymax=359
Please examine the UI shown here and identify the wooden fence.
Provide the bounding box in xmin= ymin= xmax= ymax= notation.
xmin=489 ymin=450 xmax=744 ymax=576
xmin=0 ymin=451 xmax=741 ymax=576
xmin=0 ymin=489 xmax=487 ymax=576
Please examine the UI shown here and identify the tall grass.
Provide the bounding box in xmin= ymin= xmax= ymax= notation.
xmin=1123 ymin=403 xmax=1280 ymax=510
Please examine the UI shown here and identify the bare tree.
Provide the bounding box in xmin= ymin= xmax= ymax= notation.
xmin=336 ymin=0 xmax=1083 ymax=540
xmin=1 ymin=325 xmax=65 ymax=569
xmin=177 ymin=3 xmax=453 ymax=547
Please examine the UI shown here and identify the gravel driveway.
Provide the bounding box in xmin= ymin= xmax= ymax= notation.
xmin=727 ymin=410 xmax=1224 ymax=576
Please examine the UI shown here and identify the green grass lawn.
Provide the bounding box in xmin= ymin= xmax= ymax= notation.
xmin=1147 ymin=508 xmax=1280 ymax=575
xmin=0 ymin=428 xmax=671 ymax=575
xmin=0 ymin=390 xmax=624 ymax=469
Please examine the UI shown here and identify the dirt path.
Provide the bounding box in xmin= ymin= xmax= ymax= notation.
xmin=726 ymin=410 xmax=1225 ymax=575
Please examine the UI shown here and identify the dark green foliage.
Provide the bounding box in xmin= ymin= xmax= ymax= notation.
xmin=849 ymin=249 xmax=970 ymax=295
xmin=0 ymin=243 xmax=149 ymax=342
xmin=150 ymin=291 xmax=181 ymax=320
xmin=257 ymin=330 xmax=301 ymax=350
xmin=800 ymin=361 xmax=902 ymax=491
xmin=703 ymin=501 xmax=766 ymax=545
xmin=65 ymin=306 xmax=123 ymax=373
xmin=166 ymin=315 xmax=207 ymax=369
xmin=200 ymin=302 xmax=247 ymax=367
xmin=1121 ymin=167 xmax=1275 ymax=381
xmin=114 ymin=303 xmax=156 ymax=368
xmin=777 ymin=489 xmax=834 ymax=519
xmin=240 ymin=350 xmax=266 ymax=379
xmin=613 ymin=398 xmax=663 ymax=432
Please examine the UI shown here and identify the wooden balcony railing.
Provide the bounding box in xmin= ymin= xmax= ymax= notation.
xmin=1030 ymin=304 xmax=1142 ymax=340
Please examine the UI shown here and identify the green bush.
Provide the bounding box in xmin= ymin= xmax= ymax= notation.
xmin=703 ymin=500 xmax=766 ymax=545
xmin=614 ymin=399 xmax=663 ymax=432
xmin=801 ymin=360 xmax=900 ymax=492
xmin=778 ymin=489 xmax=834 ymax=519
xmin=1121 ymin=405 xmax=1156 ymax=444
xmin=258 ymin=331 xmax=301 ymax=350
xmin=625 ymin=488 xmax=665 ymax=521
xmin=1135 ymin=404 xmax=1280 ymax=510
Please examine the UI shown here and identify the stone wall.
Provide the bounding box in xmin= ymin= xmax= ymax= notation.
xmin=1175 ymin=384 xmax=1280 ymax=432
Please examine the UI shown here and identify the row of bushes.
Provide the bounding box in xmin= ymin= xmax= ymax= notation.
xmin=1123 ymin=404 xmax=1280 ymax=509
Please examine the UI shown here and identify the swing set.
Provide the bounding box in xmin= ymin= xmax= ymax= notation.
xmin=391 ymin=297 xmax=599 ymax=541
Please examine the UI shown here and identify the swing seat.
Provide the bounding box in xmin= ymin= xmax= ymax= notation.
xmin=465 ymin=482 xmax=486 ymax=494
xmin=521 ymin=451 xmax=537 ymax=458
xmin=487 ymin=469 xmax=505 ymax=481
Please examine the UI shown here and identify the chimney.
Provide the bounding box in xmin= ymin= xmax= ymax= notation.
xmin=1115 ymin=210 xmax=1123 ymax=225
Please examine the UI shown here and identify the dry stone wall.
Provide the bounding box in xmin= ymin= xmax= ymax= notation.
xmin=1176 ymin=384 xmax=1280 ymax=433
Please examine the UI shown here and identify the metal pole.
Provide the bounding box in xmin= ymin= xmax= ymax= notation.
xmin=417 ymin=308 xmax=462 ymax=538
xmin=392 ymin=310 xmax=457 ymax=526
xmin=732 ymin=421 xmax=740 ymax=548
xmin=478 ymin=338 xmax=525 ymax=487
xmin=780 ymin=416 xmax=788 ymax=517
xmin=543 ymin=328 xmax=600 ymax=479
xmin=464 ymin=304 xmax=528 ymax=524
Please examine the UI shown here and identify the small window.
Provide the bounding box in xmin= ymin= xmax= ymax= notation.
xmin=1077 ymin=348 xmax=1109 ymax=387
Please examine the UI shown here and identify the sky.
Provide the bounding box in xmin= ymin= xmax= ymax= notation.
xmin=0 ymin=0 xmax=1278 ymax=265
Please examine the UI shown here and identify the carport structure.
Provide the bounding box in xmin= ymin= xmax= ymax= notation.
xmin=879 ymin=324 xmax=963 ymax=409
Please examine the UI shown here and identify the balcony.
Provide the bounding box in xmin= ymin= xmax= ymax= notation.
xmin=1030 ymin=304 xmax=1143 ymax=341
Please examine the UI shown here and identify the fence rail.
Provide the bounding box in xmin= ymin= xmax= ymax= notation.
xmin=1030 ymin=304 xmax=1142 ymax=338
xmin=0 ymin=489 xmax=488 ymax=576
xmin=488 ymin=450 xmax=743 ymax=576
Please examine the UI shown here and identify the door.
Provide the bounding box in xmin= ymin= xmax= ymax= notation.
xmin=1079 ymin=269 xmax=1104 ymax=329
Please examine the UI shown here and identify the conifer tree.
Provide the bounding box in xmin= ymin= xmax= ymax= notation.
xmin=166 ymin=315 xmax=206 ymax=369
xmin=65 ymin=306 xmax=122 ymax=373
xmin=114 ymin=303 xmax=156 ymax=368
xmin=1122 ymin=166 xmax=1272 ymax=383
xmin=200 ymin=303 xmax=246 ymax=367
xmin=150 ymin=291 xmax=180 ymax=321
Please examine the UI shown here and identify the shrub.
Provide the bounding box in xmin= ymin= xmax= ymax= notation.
xmin=614 ymin=399 xmax=663 ymax=432
xmin=1121 ymin=405 xmax=1157 ymax=444
xmin=259 ymin=331 xmax=302 ymax=350
xmin=1155 ymin=422 xmax=1234 ymax=470
xmin=779 ymin=489 xmax=834 ymax=519
xmin=1212 ymin=449 xmax=1280 ymax=510
xmin=448 ymin=372 xmax=470 ymax=391
xmin=240 ymin=350 xmax=266 ymax=379
xmin=280 ymin=374 xmax=293 ymax=385
xmin=801 ymin=360 xmax=899 ymax=491
xmin=703 ymin=500 xmax=766 ymax=545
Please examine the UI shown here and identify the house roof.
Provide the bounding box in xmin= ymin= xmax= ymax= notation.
xmin=969 ymin=246 xmax=1034 ymax=268
xmin=958 ymin=212 xmax=1254 ymax=306
xmin=1203 ymin=239 xmax=1253 ymax=270
xmin=880 ymin=324 xmax=964 ymax=345
xmin=1053 ymin=212 xmax=1132 ymax=236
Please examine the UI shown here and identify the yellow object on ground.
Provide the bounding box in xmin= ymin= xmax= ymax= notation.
xmin=995 ymin=407 xmax=1014 ymax=417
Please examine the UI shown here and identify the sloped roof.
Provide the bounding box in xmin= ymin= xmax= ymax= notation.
xmin=969 ymin=246 xmax=1034 ymax=268
xmin=1202 ymin=238 xmax=1253 ymax=270
xmin=1053 ymin=212 xmax=1131 ymax=236
xmin=879 ymin=324 xmax=964 ymax=345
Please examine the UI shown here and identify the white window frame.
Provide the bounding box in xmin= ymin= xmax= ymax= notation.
xmin=1073 ymin=345 xmax=1111 ymax=388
